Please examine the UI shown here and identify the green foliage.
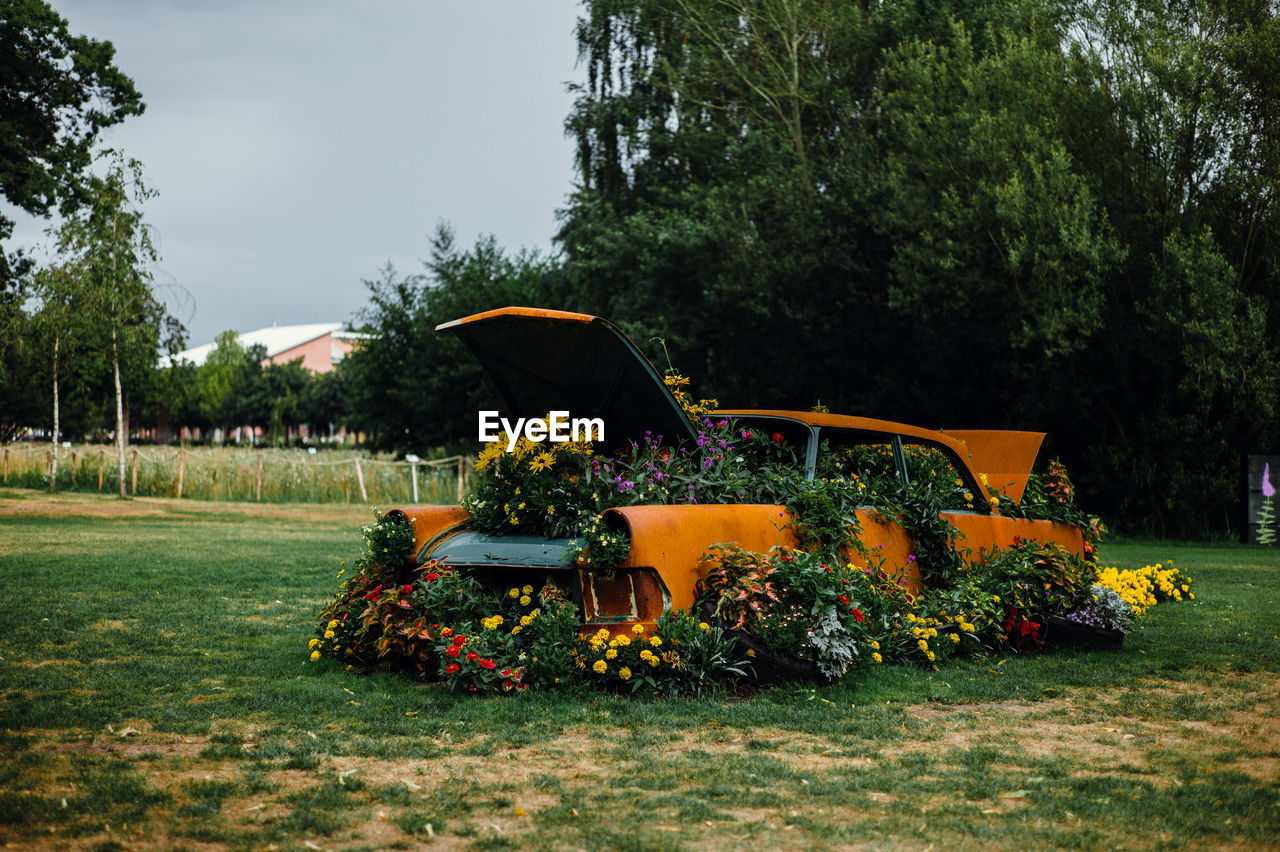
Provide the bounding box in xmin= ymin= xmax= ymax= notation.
xmin=977 ymin=537 xmax=1097 ymax=619
xmin=699 ymin=544 xmax=872 ymax=678
xmin=341 ymin=224 xmax=557 ymax=454
xmin=196 ymin=330 xmax=245 ymax=429
xmin=556 ymin=0 xmax=1280 ymax=537
xmin=0 ymin=0 xmax=144 ymax=290
xmin=575 ymin=613 xmax=752 ymax=696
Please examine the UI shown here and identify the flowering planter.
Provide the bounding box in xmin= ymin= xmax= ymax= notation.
xmin=1044 ymin=614 xmax=1125 ymax=651
xmin=700 ymin=602 xmax=832 ymax=684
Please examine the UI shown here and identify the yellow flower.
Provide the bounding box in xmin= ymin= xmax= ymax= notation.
xmin=649 ymin=636 xmax=662 ymax=647
xmin=949 ymin=633 xmax=960 ymax=643
xmin=605 ymin=649 xmax=618 ymax=659
xmin=520 ymin=615 xmax=534 ymax=627
xmin=615 ymin=635 xmax=631 ymax=647
xmin=508 ymin=587 xmax=520 ymax=599
xmin=522 ymin=585 xmax=534 ymax=595
xmin=309 ymin=638 xmax=320 ymax=649
xmin=872 ymin=652 xmax=882 ymax=663
xmin=309 ymin=650 xmax=320 ymax=661
xmin=324 ymin=630 xmax=335 ymax=639
xmin=511 ymin=624 xmax=523 ymax=635
xmin=519 ymin=595 xmax=532 ymax=606
xmin=619 ymin=667 xmax=632 ymax=681
xmin=647 ymin=656 xmax=660 ymax=668
xmin=699 ymin=622 xmax=710 ymax=631
xmin=870 ymin=640 xmax=880 ymax=650
xmin=927 ymin=651 xmax=936 ymax=661
xmin=632 ymin=624 xmax=645 ymax=634
xmin=639 ymin=650 xmax=653 ymax=661
xmin=327 ymin=619 xmax=338 ymax=629
xmin=917 ymin=639 xmax=929 ymax=652
xmin=746 ymin=649 xmax=756 ymax=658
xmin=593 ymin=660 xmax=607 ymax=674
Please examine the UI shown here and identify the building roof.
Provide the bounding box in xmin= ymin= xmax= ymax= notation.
xmin=166 ymin=323 xmax=358 ymax=367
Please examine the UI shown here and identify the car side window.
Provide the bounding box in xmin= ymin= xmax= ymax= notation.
xmin=814 ymin=430 xmax=899 ymax=495
xmin=901 ymin=441 xmax=980 ymax=511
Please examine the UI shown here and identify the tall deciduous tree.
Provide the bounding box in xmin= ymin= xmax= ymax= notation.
xmin=27 ymin=259 xmax=93 ymax=490
xmin=557 ymin=0 xmax=1280 ymax=535
xmin=0 ymin=0 xmax=143 ymax=292
xmin=343 ymin=224 xmax=556 ymax=453
xmin=53 ymin=154 xmax=170 ymax=497
xmin=197 ymin=330 xmax=245 ymax=440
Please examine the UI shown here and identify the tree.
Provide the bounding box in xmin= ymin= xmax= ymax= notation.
xmin=53 ymin=154 xmax=170 ymax=497
xmin=342 ymin=224 xmax=556 ymax=453
xmin=197 ymin=330 xmax=246 ymax=440
xmin=0 ymin=0 xmax=143 ymax=294
xmin=557 ymin=0 xmax=1280 ymax=535
xmin=27 ymin=260 xmax=94 ymax=489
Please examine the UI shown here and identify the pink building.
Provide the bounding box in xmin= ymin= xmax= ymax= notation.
xmin=171 ymin=323 xmax=369 ymax=374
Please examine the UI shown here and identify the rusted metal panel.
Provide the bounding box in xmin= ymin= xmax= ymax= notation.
xmin=435 ymin=306 xmax=597 ymax=331
xmin=943 ymin=513 xmax=1084 ymax=558
xmin=389 ymin=505 xmax=470 ymax=561
xmin=606 ymin=504 xmax=802 ymax=615
xmin=940 ymin=429 xmax=1047 ymax=503
xmin=581 ymin=568 xmax=670 ymax=631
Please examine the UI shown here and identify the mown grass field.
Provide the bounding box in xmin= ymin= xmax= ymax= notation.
xmin=1 ymin=488 xmax=1277 ymax=851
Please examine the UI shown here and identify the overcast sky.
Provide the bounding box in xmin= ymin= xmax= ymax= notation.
xmin=11 ymin=0 xmax=584 ymax=347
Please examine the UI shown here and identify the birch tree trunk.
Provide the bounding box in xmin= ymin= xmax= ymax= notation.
xmin=50 ymin=335 xmax=60 ymax=493
xmin=113 ymin=327 xmax=127 ymax=498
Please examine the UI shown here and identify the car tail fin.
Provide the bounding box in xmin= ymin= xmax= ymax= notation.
xmin=940 ymin=430 xmax=1046 ymax=504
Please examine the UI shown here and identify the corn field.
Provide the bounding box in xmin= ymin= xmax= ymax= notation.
xmin=0 ymin=444 xmax=470 ymax=505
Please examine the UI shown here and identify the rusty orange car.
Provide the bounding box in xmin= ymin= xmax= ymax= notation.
xmin=391 ymin=307 xmax=1085 ymax=638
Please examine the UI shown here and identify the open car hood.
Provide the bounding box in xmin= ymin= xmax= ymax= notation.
xmin=436 ymin=307 xmax=699 ymax=449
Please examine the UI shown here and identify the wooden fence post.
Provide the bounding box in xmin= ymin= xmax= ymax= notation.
xmin=354 ymin=458 xmax=368 ymax=503
xmin=3 ymin=448 xmax=8 ymax=482
xmin=456 ymin=455 xmax=466 ymax=503
xmin=255 ymin=457 xmax=263 ymax=501
xmin=176 ymin=449 xmax=186 ymax=499
xmin=97 ymin=449 xmax=104 ymax=490
xmin=131 ymin=449 xmax=139 ymax=495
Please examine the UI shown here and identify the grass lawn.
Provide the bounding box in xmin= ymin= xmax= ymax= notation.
xmin=1 ymin=488 xmax=1277 ymax=850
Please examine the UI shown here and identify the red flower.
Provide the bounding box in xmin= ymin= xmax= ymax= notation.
xmin=772 ymin=432 xmax=785 ymax=442
xmin=445 ymin=663 xmax=460 ymax=674
xmin=852 ymin=608 xmax=865 ymax=622
xmin=466 ymin=651 xmax=479 ymax=662
xmin=401 ymin=584 xmax=413 ymax=594
xmin=423 ymin=573 xmax=439 ymax=582
xmin=452 ymin=635 xmax=466 ymax=646
xmin=446 ymin=645 xmax=460 ymax=658
xmin=478 ymin=659 xmax=496 ymax=670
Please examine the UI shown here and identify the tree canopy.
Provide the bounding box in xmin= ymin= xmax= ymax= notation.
xmin=0 ymin=0 xmax=144 ymax=292
xmin=544 ymin=0 xmax=1280 ymax=536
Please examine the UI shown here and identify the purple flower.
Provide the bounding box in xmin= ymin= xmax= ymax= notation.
xmin=1264 ymin=463 xmax=1276 ymax=498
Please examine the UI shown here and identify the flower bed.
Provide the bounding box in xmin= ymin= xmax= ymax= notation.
xmin=311 ymin=508 xmax=1193 ymax=694
xmin=310 ymin=368 xmax=1191 ymax=693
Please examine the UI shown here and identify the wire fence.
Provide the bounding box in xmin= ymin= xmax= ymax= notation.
xmin=0 ymin=444 xmax=471 ymax=505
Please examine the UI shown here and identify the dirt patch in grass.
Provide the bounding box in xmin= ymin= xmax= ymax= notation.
xmin=6 ymin=672 xmax=1278 ymax=850
xmin=0 ymin=488 xmax=371 ymax=523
